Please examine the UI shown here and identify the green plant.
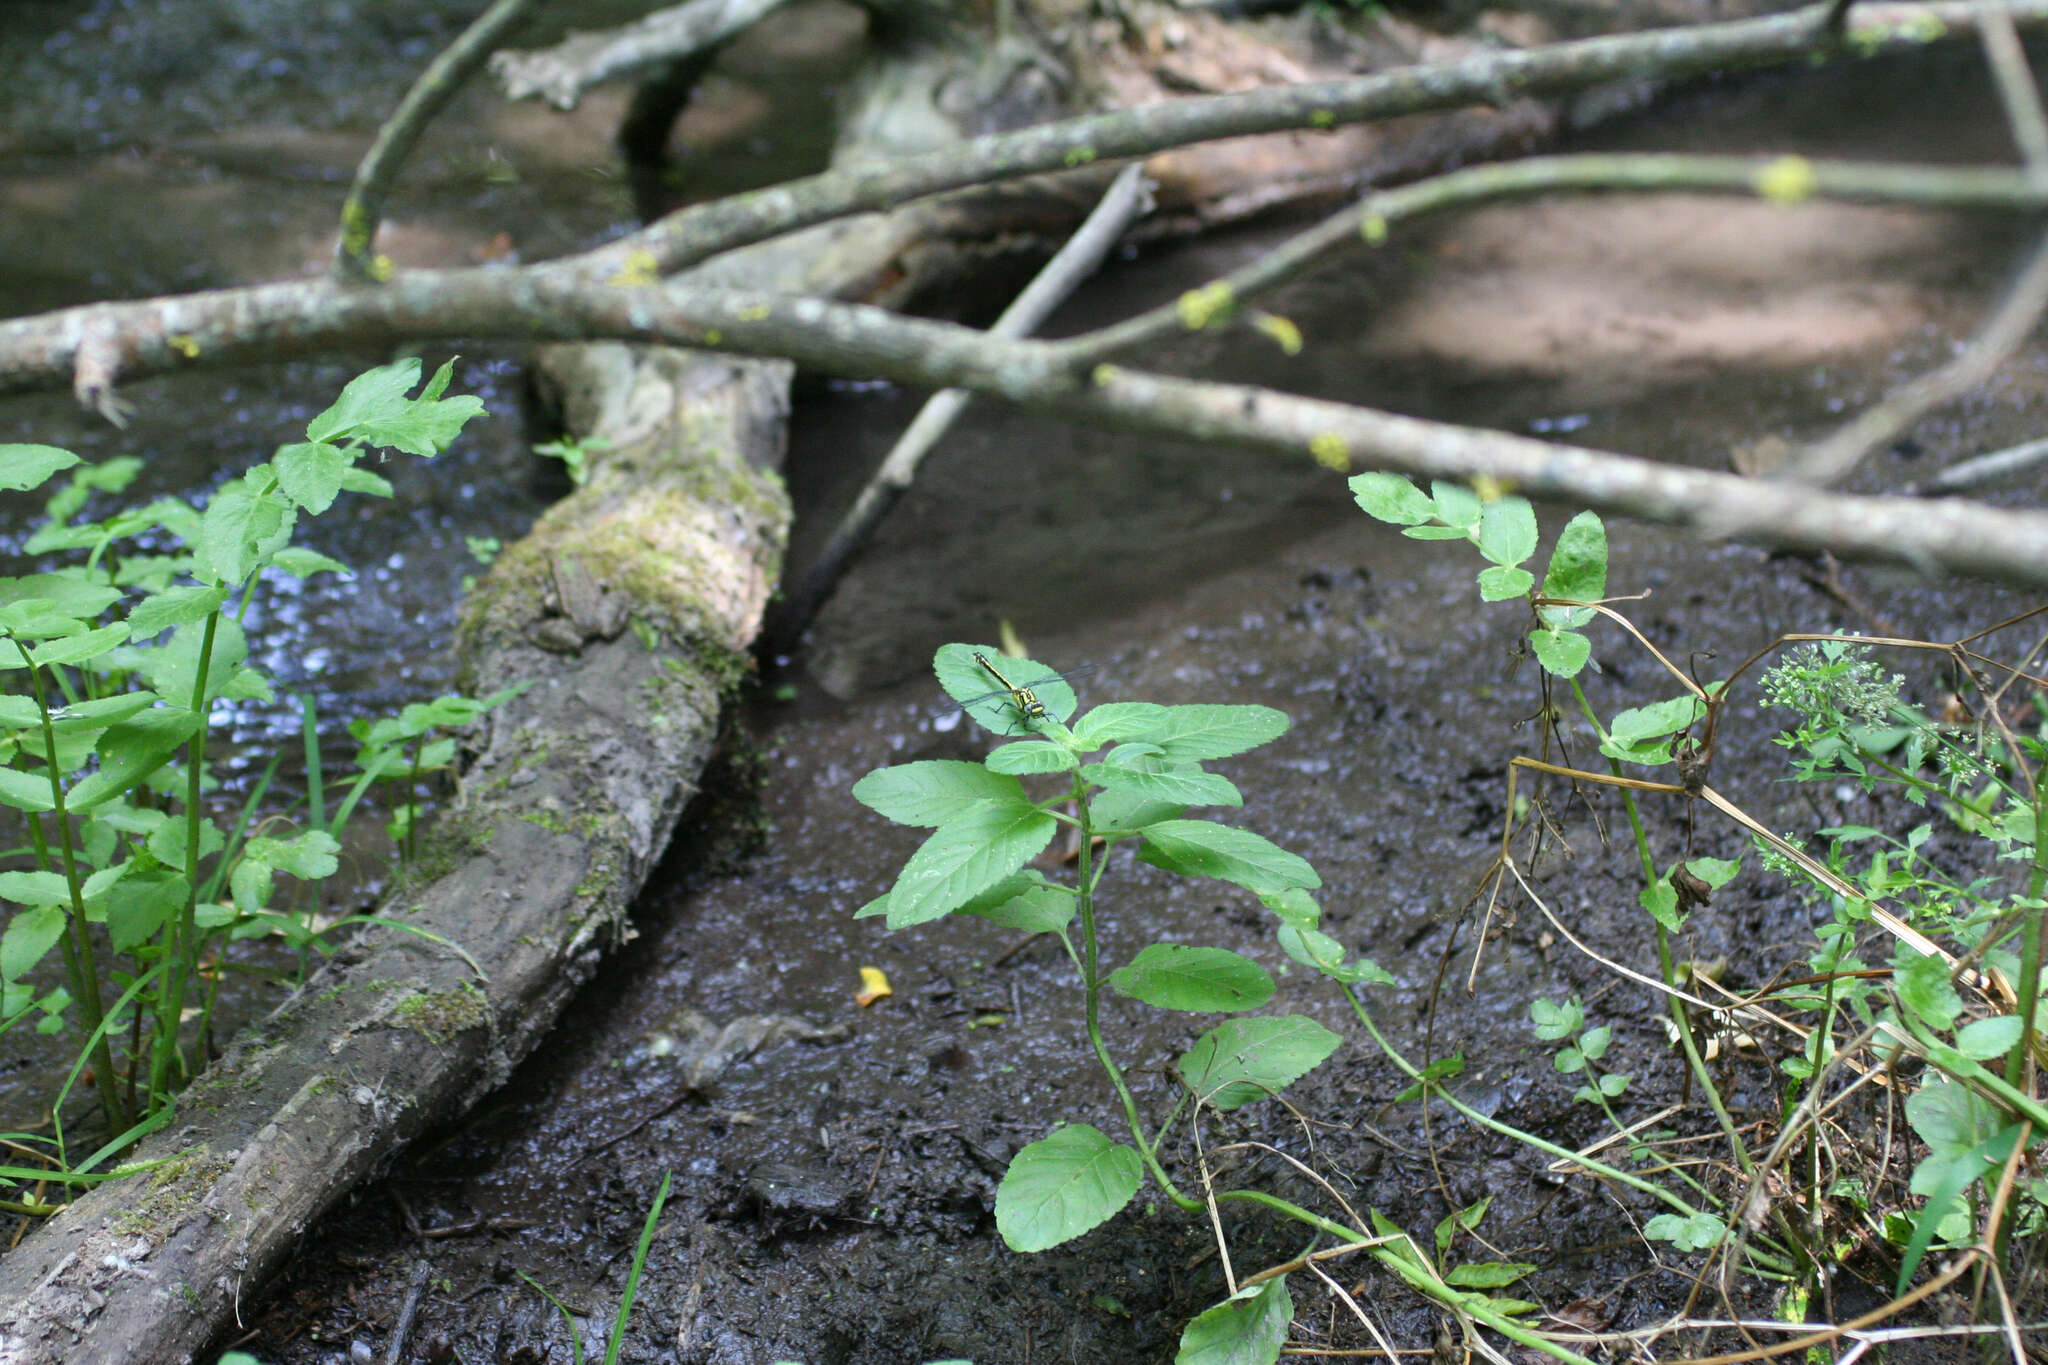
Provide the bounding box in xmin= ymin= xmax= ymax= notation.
xmin=519 ymin=1171 xmax=671 ymax=1365
xmin=533 ymin=433 xmax=608 ymax=487
xmin=0 ymin=358 xmax=519 ymax=1186
xmin=854 ymin=644 xmax=1569 ymax=1364
xmin=1355 ymin=470 xmax=2048 ymax=1328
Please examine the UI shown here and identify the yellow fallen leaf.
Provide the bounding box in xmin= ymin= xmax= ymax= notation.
xmin=855 ymin=965 xmax=892 ymax=1007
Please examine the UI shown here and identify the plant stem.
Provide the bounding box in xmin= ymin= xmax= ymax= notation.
xmin=20 ymin=651 xmax=126 ymax=1137
xmin=1067 ymin=779 xmax=1200 ymax=1212
xmin=2003 ymin=776 xmax=2048 ymax=1092
xmin=150 ymin=609 xmax=220 ymax=1105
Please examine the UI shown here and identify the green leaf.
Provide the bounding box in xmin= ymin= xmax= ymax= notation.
xmin=1894 ymin=946 xmax=1961 ymax=1031
xmin=127 ymin=584 xmax=230 ymax=638
xmin=1402 ymin=525 xmax=1469 ymax=541
xmin=1176 ymin=1015 xmax=1341 ymax=1110
xmin=1090 ymin=787 xmax=1187 ymax=835
xmin=1348 ymin=472 xmax=1435 ymax=526
xmin=1138 ymin=820 xmax=1319 ymax=895
xmin=274 ymin=441 xmax=352 ymax=515
xmin=1 ymin=904 xmax=67 ymax=983
xmin=0 ymin=445 xmax=83 ymax=492
xmin=306 ymin=358 xmax=484 ymax=454
xmin=986 ymin=741 xmax=1078 ymax=776
xmin=1275 ymin=924 xmax=1391 ymax=984
xmin=195 ymin=487 xmax=294 ymax=585
xmin=0 ymin=696 xmax=38 ymax=728
xmin=1686 ymin=857 xmax=1741 ymax=891
xmin=1955 ymin=1015 xmax=2023 ymax=1060
xmin=1109 ymin=945 xmax=1274 ymax=1012
xmin=1476 ymin=565 xmax=1533 ymax=601
xmin=67 ymin=708 xmax=203 ymax=811
xmin=1174 ymin=1276 xmax=1292 ymax=1365
xmin=0 ymin=572 xmax=123 ymax=621
xmin=1476 ymin=497 xmax=1537 ymax=567
xmin=106 ymin=874 xmax=182 ymax=952
xmin=1430 ymin=481 xmax=1483 ymax=530
xmin=1445 ymin=1262 xmax=1535 ymax=1288
xmin=1600 ymin=694 xmax=1707 ymax=764
xmin=1638 ymin=879 xmax=1680 ymax=932
xmin=1071 ymin=702 xmax=1171 ymax=749
xmin=0 ymin=768 xmax=56 ymax=813
xmin=934 ymin=643 xmax=1085 ymax=737
xmin=1073 ymin=703 xmax=1287 ymax=763
xmin=960 ymin=875 xmax=1076 ymax=935
xmin=1088 ymin=762 xmax=1241 ymax=808
xmin=29 ymin=623 xmax=129 ymax=668
xmin=853 ymin=761 xmax=1024 ymax=827
xmin=995 ymin=1124 xmax=1142 ymax=1252
xmin=1528 ymin=628 xmax=1590 ymax=679
xmin=1539 ymin=511 xmax=1607 ymax=627
xmin=885 ymin=799 xmax=1057 ymax=928
xmin=270 ymin=547 xmax=351 ymax=579
xmin=0 ymin=871 xmax=73 ymax=907
xmin=340 ymin=467 xmax=394 ymax=498
xmin=1642 ymin=1211 xmax=1724 ymax=1252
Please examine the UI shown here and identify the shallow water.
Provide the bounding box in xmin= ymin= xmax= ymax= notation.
xmin=1 ymin=10 xmax=2045 ymax=1362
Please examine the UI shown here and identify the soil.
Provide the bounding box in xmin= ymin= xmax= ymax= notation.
xmin=2 ymin=10 xmax=2045 ymax=1365
xmin=239 ymin=50 xmax=2044 ymax=1365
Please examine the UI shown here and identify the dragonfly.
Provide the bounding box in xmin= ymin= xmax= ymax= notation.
xmin=954 ymin=650 xmax=1094 ymax=734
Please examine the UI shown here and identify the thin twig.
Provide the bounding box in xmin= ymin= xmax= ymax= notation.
xmin=381 ymin=1260 xmax=432 ymax=1365
xmin=336 ymin=0 xmax=542 ymax=282
xmin=489 ymin=0 xmax=794 ymax=110
xmin=766 ymin=164 xmax=1152 ymax=653
xmin=1905 ymin=433 xmax=2048 ymax=495
xmin=1773 ymin=228 xmax=2048 ymax=485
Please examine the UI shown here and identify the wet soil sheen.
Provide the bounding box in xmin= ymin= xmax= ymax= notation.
xmin=239 ymin=46 xmax=2044 ymax=1365
xmin=1 ymin=6 xmax=2044 ymax=1360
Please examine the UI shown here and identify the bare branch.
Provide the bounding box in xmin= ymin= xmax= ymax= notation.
xmin=1052 ymin=153 xmax=2048 ymax=369
xmin=488 ymin=0 xmax=795 ymax=111
xmin=4 ymin=276 xmax=2046 ymax=586
xmin=769 ymin=164 xmax=1154 ymax=653
xmin=548 ymin=0 xmax=2048 ymax=285
xmin=1778 ymin=230 xmax=2048 ymax=485
xmin=1907 ymin=434 xmax=2048 ymax=495
xmin=336 ymin=0 xmax=543 ymax=282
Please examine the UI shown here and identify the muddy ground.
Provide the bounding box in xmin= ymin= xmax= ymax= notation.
xmin=240 ymin=55 xmax=2044 ymax=1365
xmin=3 ymin=8 xmax=2046 ymax=1364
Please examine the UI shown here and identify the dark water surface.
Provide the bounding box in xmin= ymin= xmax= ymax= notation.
xmin=1 ymin=10 xmax=2044 ymax=1363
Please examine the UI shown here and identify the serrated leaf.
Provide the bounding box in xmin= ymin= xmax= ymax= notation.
xmin=1177 ymin=1015 xmax=1341 ymax=1110
xmin=1476 ymin=565 xmax=1533 ymax=601
xmin=1174 ymin=1277 xmax=1292 ymax=1365
xmin=1529 ymin=628 xmax=1590 ymax=679
xmin=1088 ymin=762 xmax=1240 ymax=808
xmin=0 ymin=768 xmax=56 ymax=813
xmin=1348 ymin=472 xmax=1434 ymax=526
xmin=29 ymin=623 xmax=129 ymax=668
xmin=934 ymin=643 xmax=1085 ymax=737
xmin=1954 ymin=1014 xmax=2022 ymax=1060
xmin=0 ymin=445 xmax=84 ymax=492
xmin=195 ymin=488 xmax=294 ymax=585
xmin=1121 ymin=705 xmax=1289 ymax=763
xmin=853 ymin=760 xmax=1025 ymax=827
xmin=1430 ymin=481 xmax=1483 ymax=530
xmin=0 ymin=871 xmax=73 ymax=907
xmin=0 ymin=904 xmax=67 ymax=983
xmin=995 ymin=1124 xmax=1141 ymax=1252
xmin=1639 ymin=879 xmax=1680 ymax=931
xmin=274 ymin=441 xmax=352 ymax=515
xmin=269 ymin=547 xmax=351 ymax=579
xmin=106 ymin=873 xmax=182 ymax=953
xmin=885 ymin=799 xmax=1057 ymax=928
xmin=67 ymin=709 xmax=203 ymax=811
xmin=1476 ymin=497 xmax=1537 ymax=567
xmin=1071 ymin=702 xmax=1171 ymax=750
xmin=127 ymin=584 xmax=230 ymax=638
xmin=986 ymin=742 xmax=1078 ymax=776
xmin=1110 ymin=944 xmax=1274 ymax=1012
xmin=1138 ymin=820 xmax=1319 ymax=895
xmin=1643 ymin=1211 xmax=1725 ymax=1251
xmin=961 ymin=875 xmax=1076 ymax=934
xmin=1539 ymin=511 xmax=1606 ymax=627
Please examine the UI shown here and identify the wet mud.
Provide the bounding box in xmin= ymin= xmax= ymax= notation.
xmin=0 ymin=10 xmax=2044 ymax=1363
xmin=243 ymin=48 xmax=2043 ymax=1365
